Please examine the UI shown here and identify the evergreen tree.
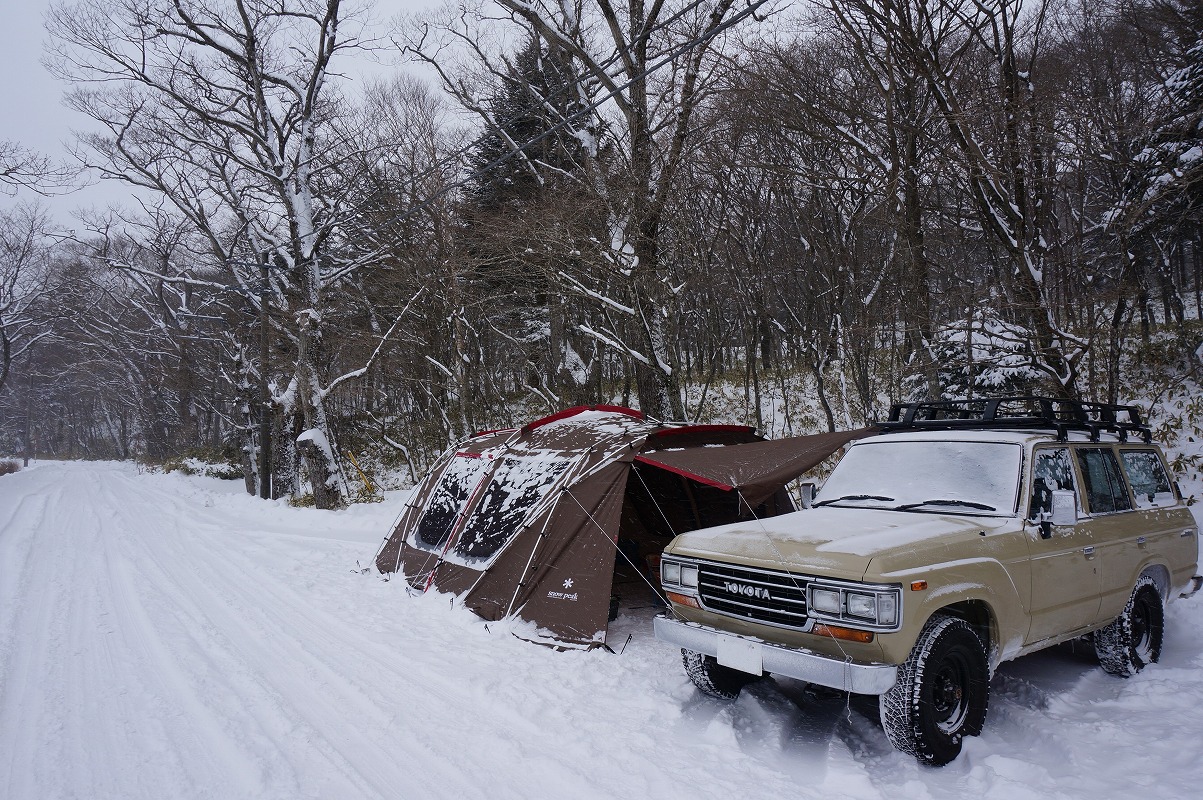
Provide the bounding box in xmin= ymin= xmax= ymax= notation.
xmin=467 ymin=36 xmax=587 ymax=209
xmin=1140 ymin=37 xmax=1203 ymax=224
xmin=1117 ymin=3 xmax=1203 ymax=231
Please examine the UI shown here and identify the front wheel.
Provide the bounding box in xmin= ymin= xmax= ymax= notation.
xmin=682 ymin=649 xmax=759 ymax=700
xmin=880 ymin=615 xmax=990 ymax=766
xmin=1095 ymin=575 xmax=1164 ymax=677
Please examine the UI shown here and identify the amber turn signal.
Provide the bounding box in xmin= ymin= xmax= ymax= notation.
xmin=910 ymin=580 xmax=928 ymax=591
xmin=666 ymin=591 xmax=700 ymax=609
xmin=811 ymin=623 xmax=874 ymax=643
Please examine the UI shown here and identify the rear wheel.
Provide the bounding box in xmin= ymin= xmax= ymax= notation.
xmin=682 ymin=649 xmax=758 ymax=700
xmin=880 ymin=615 xmax=990 ymax=766
xmin=1095 ymin=575 xmax=1163 ymax=677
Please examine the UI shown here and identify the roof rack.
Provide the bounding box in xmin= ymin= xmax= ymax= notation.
xmin=878 ymin=396 xmax=1152 ymax=443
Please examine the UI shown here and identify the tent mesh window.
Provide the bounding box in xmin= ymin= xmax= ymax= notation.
xmin=452 ymin=453 xmax=570 ymax=564
xmin=412 ymin=455 xmax=491 ymax=550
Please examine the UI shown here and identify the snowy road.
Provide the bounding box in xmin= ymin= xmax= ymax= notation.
xmin=2 ymin=461 xmax=1202 ymax=800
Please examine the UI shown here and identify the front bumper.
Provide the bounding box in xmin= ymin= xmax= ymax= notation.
xmin=654 ymin=615 xmax=897 ymax=695
xmin=1181 ymin=575 xmax=1203 ymax=599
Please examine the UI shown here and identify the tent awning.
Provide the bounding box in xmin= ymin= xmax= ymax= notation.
xmin=634 ymin=428 xmax=877 ymax=507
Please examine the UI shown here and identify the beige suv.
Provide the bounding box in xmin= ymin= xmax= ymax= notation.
xmin=654 ymin=397 xmax=1201 ymax=765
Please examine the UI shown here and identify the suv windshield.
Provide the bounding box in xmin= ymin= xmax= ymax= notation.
xmin=818 ymin=440 xmax=1022 ymax=516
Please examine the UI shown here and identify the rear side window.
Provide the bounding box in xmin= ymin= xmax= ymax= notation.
xmin=1075 ymin=448 xmax=1132 ymax=514
xmin=1120 ymin=450 xmax=1175 ymax=509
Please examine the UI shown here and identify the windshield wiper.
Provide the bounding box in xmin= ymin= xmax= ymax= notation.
xmin=893 ymin=499 xmax=997 ymax=512
xmin=813 ymin=494 xmax=895 ymax=507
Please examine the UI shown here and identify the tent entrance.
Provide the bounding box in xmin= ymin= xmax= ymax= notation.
xmin=605 ymin=461 xmax=797 ymax=623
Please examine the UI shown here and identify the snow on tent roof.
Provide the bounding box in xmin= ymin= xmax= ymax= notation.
xmin=375 ymin=406 xmax=867 ymax=648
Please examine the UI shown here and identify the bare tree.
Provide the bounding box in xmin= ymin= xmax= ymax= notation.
xmin=860 ymin=0 xmax=1086 ymax=397
xmin=0 ymin=205 xmax=57 ymax=394
xmin=0 ymin=141 xmax=76 ymax=197
xmin=47 ymin=0 xmax=383 ymax=507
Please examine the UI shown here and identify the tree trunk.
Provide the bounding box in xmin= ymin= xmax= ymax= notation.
xmin=296 ymin=309 xmax=345 ymax=510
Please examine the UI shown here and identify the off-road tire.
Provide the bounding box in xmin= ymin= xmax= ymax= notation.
xmin=682 ymin=649 xmax=758 ymax=700
xmin=880 ymin=615 xmax=990 ymax=766
xmin=1095 ymin=575 xmax=1163 ymax=678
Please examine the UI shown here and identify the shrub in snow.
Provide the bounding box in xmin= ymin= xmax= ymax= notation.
xmin=903 ymin=308 xmax=1044 ymax=401
xmin=160 ymin=453 xmax=243 ymax=481
xmin=0 ymin=460 xmax=20 ymax=476
xmin=288 ymin=493 xmax=317 ymax=508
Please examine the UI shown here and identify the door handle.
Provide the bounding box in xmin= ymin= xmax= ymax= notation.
xmin=1137 ymin=536 xmax=1148 ymax=546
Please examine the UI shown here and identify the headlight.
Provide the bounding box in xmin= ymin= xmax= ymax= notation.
xmin=845 ymin=591 xmax=877 ymax=620
xmin=807 ymin=581 xmax=902 ymax=631
xmin=680 ymin=564 xmax=698 ymax=588
xmin=809 ymin=587 xmax=841 ymax=614
xmin=662 ymin=561 xmax=681 ymax=586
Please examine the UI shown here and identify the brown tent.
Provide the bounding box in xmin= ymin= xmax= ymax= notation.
xmin=375 ymin=406 xmax=869 ymax=648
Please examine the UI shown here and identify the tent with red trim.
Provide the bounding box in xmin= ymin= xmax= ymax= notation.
xmin=375 ymin=406 xmax=870 ymax=648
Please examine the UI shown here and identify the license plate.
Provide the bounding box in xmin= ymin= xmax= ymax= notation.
xmin=716 ymin=635 xmax=763 ymax=675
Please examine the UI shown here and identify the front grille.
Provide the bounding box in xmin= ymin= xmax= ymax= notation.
xmin=697 ymin=561 xmax=810 ymax=629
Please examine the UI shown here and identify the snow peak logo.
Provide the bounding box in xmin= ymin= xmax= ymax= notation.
xmin=548 ymin=579 xmax=578 ymax=601
xmin=724 ymin=581 xmax=771 ymax=601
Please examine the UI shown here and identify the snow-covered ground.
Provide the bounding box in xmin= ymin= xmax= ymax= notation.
xmin=2 ymin=461 xmax=1202 ymax=800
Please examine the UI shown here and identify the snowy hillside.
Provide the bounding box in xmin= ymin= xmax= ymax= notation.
xmin=2 ymin=461 xmax=1202 ymax=800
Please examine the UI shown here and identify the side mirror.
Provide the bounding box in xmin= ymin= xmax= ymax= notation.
xmin=1039 ymin=489 xmax=1077 ymax=539
xmin=800 ymin=482 xmax=816 ymax=509
xmin=1050 ymin=489 xmax=1077 ymax=526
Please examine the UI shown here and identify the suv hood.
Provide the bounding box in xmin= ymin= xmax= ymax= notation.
xmin=666 ymin=506 xmax=1006 ymax=581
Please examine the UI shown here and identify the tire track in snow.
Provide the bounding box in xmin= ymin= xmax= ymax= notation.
xmin=92 ymin=467 xmax=488 ymax=799
xmin=85 ymin=518 xmax=271 ymax=797
xmin=97 ymin=472 xmax=789 ymax=800
xmin=1 ymin=467 xmax=119 ymax=797
xmin=0 ymin=486 xmax=51 ymax=678
xmin=4 ymin=464 xmax=407 ymax=800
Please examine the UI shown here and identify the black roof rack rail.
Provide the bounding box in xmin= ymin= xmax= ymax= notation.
xmin=878 ymin=396 xmax=1152 ymax=443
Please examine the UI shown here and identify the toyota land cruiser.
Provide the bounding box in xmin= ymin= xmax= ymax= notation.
xmin=654 ymin=397 xmax=1201 ymax=765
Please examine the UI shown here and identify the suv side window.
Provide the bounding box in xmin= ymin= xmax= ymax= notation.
xmin=1075 ymin=447 xmax=1132 ymax=514
xmin=1029 ymin=447 xmax=1077 ymax=520
xmin=1119 ymin=449 xmax=1175 ymax=509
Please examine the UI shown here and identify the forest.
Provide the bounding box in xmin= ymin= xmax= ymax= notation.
xmin=1 ymin=0 xmax=1200 ymax=509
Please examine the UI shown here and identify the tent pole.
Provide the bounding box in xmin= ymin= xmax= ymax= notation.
xmin=680 ymin=475 xmax=703 ymax=529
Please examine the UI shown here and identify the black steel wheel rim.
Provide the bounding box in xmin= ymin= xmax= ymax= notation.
xmin=1132 ymin=591 xmax=1155 ymax=660
xmin=931 ymin=648 xmax=972 ymax=734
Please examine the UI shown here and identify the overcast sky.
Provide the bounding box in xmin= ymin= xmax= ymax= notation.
xmin=0 ymin=1 xmax=437 ymax=224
